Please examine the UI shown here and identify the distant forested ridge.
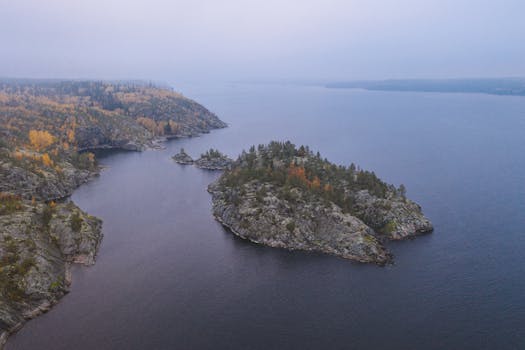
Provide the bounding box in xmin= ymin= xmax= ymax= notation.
xmin=326 ymin=78 xmax=525 ymax=96
xmin=0 ymin=79 xmax=226 ymax=151
xmin=0 ymin=79 xmax=226 ymax=199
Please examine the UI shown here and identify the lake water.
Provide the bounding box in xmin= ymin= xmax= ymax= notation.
xmin=8 ymin=84 xmax=525 ymax=349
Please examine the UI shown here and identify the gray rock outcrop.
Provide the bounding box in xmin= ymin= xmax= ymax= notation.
xmin=194 ymin=149 xmax=233 ymax=170
xmin=352 ymin=190 xmax=433 ymax=240
xmin=209 ymin=182 xmax=392 ymax=264
xmin=0 ymin=201 xmax=102 ymax=348
xmin=195 ymin=157 xmax=233 ymax=170
xmin=0 ymin=158 xmax=98 ymax=202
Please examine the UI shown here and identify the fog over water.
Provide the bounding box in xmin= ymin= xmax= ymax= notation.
xmin=1 ymin=0 xmax=524 ymax=82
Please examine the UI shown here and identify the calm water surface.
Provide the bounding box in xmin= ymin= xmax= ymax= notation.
xmin=8 ymin=84 xmax=525 ymax=349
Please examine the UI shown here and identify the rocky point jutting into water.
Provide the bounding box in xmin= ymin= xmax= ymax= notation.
xmin=0 ymin=199 xmax=102 ymax=346
xmin=208 ymin=141 xmax=433 ymax=265
xmin=0 ymin=79 xmax=227 ymax=348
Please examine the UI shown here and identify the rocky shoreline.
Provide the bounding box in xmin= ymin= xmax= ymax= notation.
xmin=0 ymin=137 xmax=227 ymax=349
xmin=0 ymin=201 xmax=102 ymax=349
xmin=209 ymin=183 xmax=394 ymax=264
xmin=0 ymin=80 xmax=229 ymax=349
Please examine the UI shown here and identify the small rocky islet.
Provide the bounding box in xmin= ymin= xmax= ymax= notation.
xmin=172 ymin=148 xmax=233 ymax=170
xmin=208 ymin=141 xmax=433 ymax=265
xmin=171 ymin=148 xmax=195 ymax=165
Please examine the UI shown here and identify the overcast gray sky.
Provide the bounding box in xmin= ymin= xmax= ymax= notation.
xmin=1 ymin=0 xmax=524 ymax=82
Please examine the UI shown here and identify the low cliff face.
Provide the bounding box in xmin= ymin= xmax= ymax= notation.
xmin=209 ymin=182 xmax=391 ymax=264
xmin=0 ymin=156 xmax=97 ymax=202
xmin=0 ymin=201 xmax=102 ymax=347
xmin=209 ymin=141 xmax=433 ymax=264
xmin=352 ymin=190 xmax=433 ymax=240
xmin=74 ymin=117 xmax=153 ymax=151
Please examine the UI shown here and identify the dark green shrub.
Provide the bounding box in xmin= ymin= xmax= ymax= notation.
xmin=70 ymin=211 xmax=83 ymax=232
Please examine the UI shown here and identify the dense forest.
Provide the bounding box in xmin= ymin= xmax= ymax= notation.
xmin=217 ymin=141 xmax=406 ymax=215
xmin=0 ymin=80 xmax=225 ymax=151
xmin=0 ymin=80 xmax=226 ymax=200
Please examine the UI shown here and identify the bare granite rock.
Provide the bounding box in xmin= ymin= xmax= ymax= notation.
xmin=0 ymin=201 xmax=102 ymax=348
xmin=352 ymin=190 xmax=433 ymax=240
xmin=0 ymin=162 xmax=97 ymax=202
xmin=209 ymin=181 xmax=392 ymax=264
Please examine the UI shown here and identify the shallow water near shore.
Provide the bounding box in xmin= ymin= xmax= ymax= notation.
xmin=8 ymin=84 xmax=525 ymax=349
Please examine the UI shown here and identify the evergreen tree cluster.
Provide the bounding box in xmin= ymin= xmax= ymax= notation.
xmin=201 ymin=148 xmax=226 ymax=160
xmin=219 ymin=141 xmax=406 ymax=213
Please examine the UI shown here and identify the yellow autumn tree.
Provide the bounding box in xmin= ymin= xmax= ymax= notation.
xmin=86 ymin=152 xmax=95 ymax=165
xmin=41 ymin=153 xmax=53 ymax=167
xmin=29 ymin=130 xmax=55 ymax=151
xmin=169 ymin=120 xmax=179 ymax=132
xmin=137 ymin=117 xmax=157 ymax=133
xmin=67 ymin=129 xmax=75 ymax=143
xmin=156 ymin=121 xmax=167 ymax=136
xmin=310 ymin=176 xmax=321 ymax=190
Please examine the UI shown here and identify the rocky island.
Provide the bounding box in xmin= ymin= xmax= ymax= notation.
xmin=208 ymin=141 xmax=433 ymax=265
xmin=0 ymin=79 xmax=226 ymax=348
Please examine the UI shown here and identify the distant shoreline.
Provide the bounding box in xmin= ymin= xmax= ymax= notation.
xmin=326 ymin=78 xmax=525 ymax=96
